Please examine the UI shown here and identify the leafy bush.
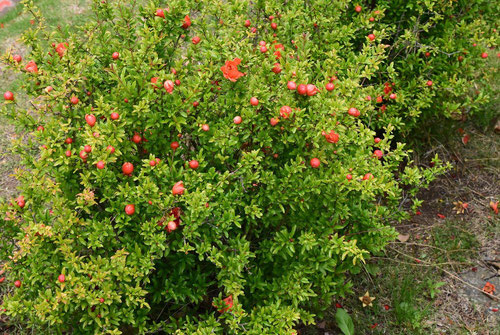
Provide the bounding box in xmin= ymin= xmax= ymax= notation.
xmin=0 ymin=0 xmax=494 ymax=333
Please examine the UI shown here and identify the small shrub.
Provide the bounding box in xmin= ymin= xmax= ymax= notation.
xmin=0 ymin=0 xmax=494 ymax=333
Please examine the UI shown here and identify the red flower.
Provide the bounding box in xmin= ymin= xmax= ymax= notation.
xmin=55 ymin=42 xmax=68 ymax=58
xmin=324 ymin=130 xmax=339 ymax=144
xmin=384 ymin=82 xmax=392 ymax=94
xmin=483 ymin=282 xmax=496 ymax=295
xmin=172 ymin=181 xmax=185 ymax=195
xmin=280 ymin=106 xmax=292 ymax=119
xmin=25 ymin=61 xmax=38 ymax=73
xmin=170 ymin=207 xmax=182 ymax=226
xmin=182 ymin=15 xmax=191 ymax=29
xmin=216 ymin=295 xmax=233 ymax=313
xmin=220 ymin=58 xmax=245 ymax=82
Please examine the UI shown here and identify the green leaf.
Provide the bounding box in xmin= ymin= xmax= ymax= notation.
xmin=335 ymin=308 xmax=354 ymax=335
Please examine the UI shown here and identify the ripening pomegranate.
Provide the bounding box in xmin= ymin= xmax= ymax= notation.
xmin=348 ymin=107 xmax=360 ymax=117
xmin=189 ymin=160 xmax=199 ymax=169
xmin=3 ymin=91 xmax=14 ymax=101
xmin=155 ymin=9 xmax=165 ymax=18
xmin=122 ymin=162 xmax=134 ymax=175
xmin=310 ymin=158 xmax=320 ymax=168
xmin=125 ymin=204 xmax=135 ymax=215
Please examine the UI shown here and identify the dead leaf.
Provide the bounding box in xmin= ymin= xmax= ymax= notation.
xmin=317 ymin=321 xmax=326 ymax=329
xmin=462 ymin=134 xmax=470 ymax=145
xmin=359 ymin=291 xmax=375 ymax=307
xmin=490 ymin=201 xmax=498 ymax=214
xmin=397 ymin=234 xmax=410 ymax=242
xmin=495 ymin=119 xmax=500 ymax=133
xmin=453 ymin=201 xmax=468 ymax=214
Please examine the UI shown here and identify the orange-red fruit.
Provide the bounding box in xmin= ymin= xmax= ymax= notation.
xmin=65 ymin=150 xmax=72 ymax=157
xmin=287 ymin=81 xmax=297 ymax=90
xmin=244 ymin=19 xmax=251 ymax=27
xmin=112 ymin=52 xmax=119 ymax=60
xmin=250 ymin=97 xmax=259 ymax=106
xmin=84 ymin=145 xmax=92 ymax=153
xmin=368 ymin=34 xmax=375 ymax=41
xmin=170 ymin=141 xmax=180 ymax=150
xmin=58 ymin=274 xmax=65 ymax=283
xmin=14 ymin=280 xmax=21 ymax=288
xmin=306 ymin=84 xmax=318 ymax=96
xmin=3 ymin=91 xmax=14 ymax=101
xmin=96 ymin=161 xmax=105 ymax=169
xmin=310 ymin=158 xmax=320 ymax=168
xmin=389 ymin=93 xmax=396 ymax=100
xmin=373 ymin=150 xmax=383 ymax=159
xmin=149 ymin=160 xmax=156 ymax=167
xmin=426 ymin=80 xmax=433 ymax=87
xmin=13 ymin=54 xmax=22 ymax=63
xmin=363 ymin=173 xmax=374 ymax=180
xmin=110 ymin=112 xmax=119 ymax=120
xmin=260 ymin=46 xmax=267 ymax=53
xmin=122 ymin=162 xmax=134 ymax=175
xmin=166 ymin=221 xmax=178 ymax=233
xmin=172 ymin=181 xmax=185 ymax=195
xmin=346 ymin=174 xmax=352 ymax=181
xmin=107 ymin=145 xmax=115 ymax=154
xmin=79 ymin=150 xmax=88 ymax=160
xmin=125 ymin=204 xmax=135 ymax=215
xmin=325 ymin=83 xmax=335 ymax=91
xmin=70 ymin=96 xmax=79 ymax=105
xmin=481 ymin=52 xmax=488 ymax=59
xmin=85 ymin=114 xmax=96 ymax=127
xmin=271 ymin=22 xmax=277 ymax=30
xmin=270 ymin=118 xmax=279 ymax=126
xmin=164 ymin=80 xmax=174 ymax=93
xmin=132 ymin=133 xmax=142 ymax=143
xmin=355 ymin=5 xmax=362 ymax=12
xmin=374 ymin=137 xmax=381 ymax=144
xmin=233 ymin=116 xmax=242 ymax=124
xmin=348 ymin=107 xmax=360 ymax=117
xmin=189 ymin=160 xmax=199 ymax=169
xmin=297 ymin=84 xmax=307 ymax=95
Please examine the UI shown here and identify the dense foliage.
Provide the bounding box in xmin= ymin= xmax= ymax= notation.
xmin=0 ymin=0 xmax=496 ymax=333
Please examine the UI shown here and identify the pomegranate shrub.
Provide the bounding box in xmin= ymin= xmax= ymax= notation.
xmin=0 ymin=0 xmax=495 ymax=333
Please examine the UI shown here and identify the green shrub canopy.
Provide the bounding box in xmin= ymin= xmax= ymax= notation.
xmin=0 ymin=0 xmax=496 ymax=333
